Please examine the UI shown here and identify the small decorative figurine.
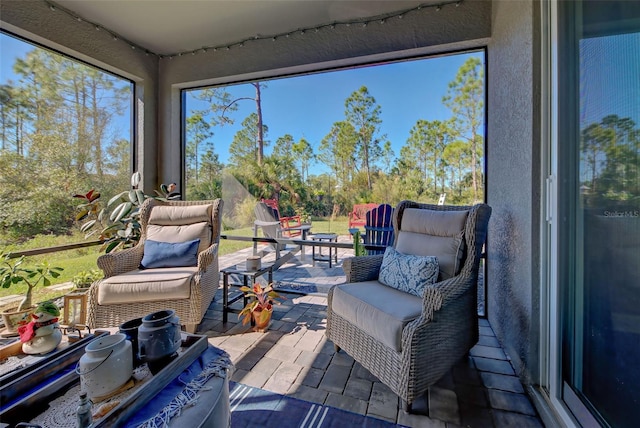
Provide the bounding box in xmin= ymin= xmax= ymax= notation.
xmin=19 ymin=301 xmax=62 ymax=354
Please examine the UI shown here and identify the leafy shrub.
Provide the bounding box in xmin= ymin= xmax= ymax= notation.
xmin=71 ymin=269 xmax=103 ymax=288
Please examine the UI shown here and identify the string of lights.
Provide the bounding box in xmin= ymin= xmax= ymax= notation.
xmin=44 ymin=0 xmax=463 ymax=60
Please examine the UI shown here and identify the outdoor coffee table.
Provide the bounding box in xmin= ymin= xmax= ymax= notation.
xmin=220 ymin=262 xmax=274 ymax=323
xmin=310 ymin=233 xmax=338 ymax=268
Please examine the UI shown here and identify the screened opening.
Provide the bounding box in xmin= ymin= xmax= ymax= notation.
xmin=0 ymin=31 xmax=134 ymax=295
xmin=183 ymin=50 xmax=487 ymax=314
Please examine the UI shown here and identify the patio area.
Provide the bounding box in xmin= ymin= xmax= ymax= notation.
xmin=198 ymin=237 xmax=544 ymax=427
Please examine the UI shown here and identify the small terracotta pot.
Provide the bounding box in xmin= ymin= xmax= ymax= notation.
xmin=252 ymin=308 xmax=272 ymax=332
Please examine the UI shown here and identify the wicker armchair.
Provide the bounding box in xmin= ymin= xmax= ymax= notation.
xmin=87 ymin=198 xmax=223 ymax=333
xmin=326 ymin=200 xmax=491 ymax=412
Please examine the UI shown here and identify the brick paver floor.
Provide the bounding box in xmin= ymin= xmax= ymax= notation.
xmin=199 ymin=236 xmax=544 ymax=427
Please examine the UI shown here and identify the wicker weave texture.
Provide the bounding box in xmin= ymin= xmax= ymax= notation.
xmin=88 ymin=199 xmax=223 ymax=332
xmin=326 ymin=201 xmax=491 ymax=407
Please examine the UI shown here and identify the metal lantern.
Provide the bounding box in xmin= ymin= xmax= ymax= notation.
xmin=63 ymin=290 xmax=88 ymax=325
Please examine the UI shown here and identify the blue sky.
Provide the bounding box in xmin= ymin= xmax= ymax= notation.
xmin=185 ymin=52 xmax=482 ymax=171
xmin=0 ymin=35 xmax=26 ymax=80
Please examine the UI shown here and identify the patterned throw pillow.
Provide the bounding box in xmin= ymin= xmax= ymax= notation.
xmin=378 ymin=247 xmax=439 ymax=297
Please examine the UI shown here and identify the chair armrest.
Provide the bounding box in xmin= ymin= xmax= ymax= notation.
xmin=418 ymin=273 xmax=473 ymax=317
xmin=401 ymin=274 xmax=475 ymax=343
xmin=342 ymin=254 xmax=384 ymax=283
xmin=97 ymin=245 xmax=144 ymax=278
xmin=197 ymin=243 xmax=219 ymax=273
xmin=280 ymin=215 xmax=302 ymax=229
xmin=255 ymin=220 xmax=281 ymax=227
xmin=420 ymin=286 xmax=445 ymax=319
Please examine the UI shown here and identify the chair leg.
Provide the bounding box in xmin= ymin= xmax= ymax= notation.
xmin=402 ymin=394 xmax=429 ymax=416
xmin=184 ymin=323 xmax=198 ymax=334
xmin=333 ymin=343 xmax=341 ymax=353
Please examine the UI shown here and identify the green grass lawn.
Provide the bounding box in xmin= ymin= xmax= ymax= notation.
xmin=1 ymin=218 xmax=352 ymax=304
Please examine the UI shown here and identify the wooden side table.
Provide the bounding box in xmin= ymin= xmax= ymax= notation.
xmin=220 ymin=262 xmax=274 ymax=323
xmin=311 ymin=233 xmax=338 ymax=267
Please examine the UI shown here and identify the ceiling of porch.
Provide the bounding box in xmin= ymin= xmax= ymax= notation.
xmin=52 ymin=0 xmax=432 ymax=56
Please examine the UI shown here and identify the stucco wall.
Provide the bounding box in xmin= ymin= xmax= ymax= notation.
xmin=0 ymin=0 xmax=160 ymax=191
xmin=487 ymin=0 xmax=541 ymax=384
xmin=156 ymin=0 xmax=492 ymax=187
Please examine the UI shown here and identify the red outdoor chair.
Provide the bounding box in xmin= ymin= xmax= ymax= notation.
xmin=260 ymin=199 xmax=302 ymax=238
xmin=348 ymin=203 xmax=379 ymax=230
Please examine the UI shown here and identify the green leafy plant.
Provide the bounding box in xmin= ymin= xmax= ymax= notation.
xmin=74 ymin=172 xmax=180 ymax=253
xmin=71 ymin=269 xmax=102 ymax=289
xmin=0 ymin=252 xmax=64 ymax=311
xmin=295 ymin=206 xmax=312 ymax=224
xmin=238 ymin=283 xmax=285 ymax=326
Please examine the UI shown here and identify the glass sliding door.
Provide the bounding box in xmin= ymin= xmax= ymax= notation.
xmin=558 ymin=1 xmax=640 ymax=426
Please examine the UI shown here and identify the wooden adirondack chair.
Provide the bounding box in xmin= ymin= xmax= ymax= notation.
xmin=253 ymin=201 xmax=306 ymax=269
xmin=363 ymin=204 xmax=394 ymax=255
xmin=261 ymin=199 xmax=302 ymax=237
xmin=348 ymin=203 xmax=378 ymax=230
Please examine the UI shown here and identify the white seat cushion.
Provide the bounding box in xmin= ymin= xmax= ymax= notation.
xmin=331 ymin=281 xmax=422 ymax=351
xmin=98 ymin=266 xmax=197 ymax=305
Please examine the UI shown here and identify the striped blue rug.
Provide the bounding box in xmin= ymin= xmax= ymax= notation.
xmin=230 ymin=382 xmax=406 ymax=428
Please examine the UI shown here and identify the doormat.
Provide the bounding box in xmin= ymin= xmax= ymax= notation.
xmin=272 ymin=265 xmax=344 ymax=296
xmin=230 ymin=382 xmax=407 ymax=428
xmin=272 ymin=281 xmax=321 ymax=295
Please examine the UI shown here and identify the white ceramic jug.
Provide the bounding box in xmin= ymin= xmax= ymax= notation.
xmin=78 ymin=333 xmax=133 ymax=399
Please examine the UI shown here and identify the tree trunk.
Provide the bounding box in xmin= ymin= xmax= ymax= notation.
xmin=471 ymin=128 xmax=478 ymax=201
xmin=254 ymin=83 xmax=264 ymax=166
xmin=91 ymin=80 xmax=104 ymax=177
xmin=18 ymin=287 xmax=33 ymax=312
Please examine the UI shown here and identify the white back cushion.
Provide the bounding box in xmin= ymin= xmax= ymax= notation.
xmin=147 ymin=205 xmax=213 ymax=253
xmin=148 ymin=204 xmax=211 ymax=225
xmin=395 ymin=208 xmax=468 ymax=280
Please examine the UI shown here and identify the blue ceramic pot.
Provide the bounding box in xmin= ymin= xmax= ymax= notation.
xmin=137 ymin=310 xmax=181 ymax=364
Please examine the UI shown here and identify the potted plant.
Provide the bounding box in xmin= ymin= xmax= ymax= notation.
xmin=71 ymin=269 xmax=102 ymax=290
xmin=0 ymin=252 xmax=64 ymax=334
xmin=74 ymin=172 xmax=180 ymax=253
xmin=238 ymin=283 xmax=285 ymax=332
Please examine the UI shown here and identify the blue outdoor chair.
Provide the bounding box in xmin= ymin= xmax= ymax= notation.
xmin=364 ymin=204 xmax=394 ymax=255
